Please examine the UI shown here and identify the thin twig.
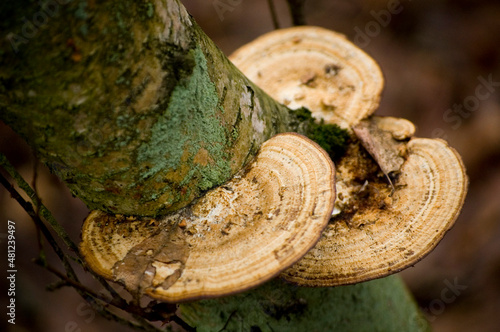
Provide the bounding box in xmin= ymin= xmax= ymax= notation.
xmin=286 ymin=0 xmax=307 ymax=26
xmin=34 ymin=259 xmax=111 ymax=302
xmin=267 ymin=0 xmax=280 ymax=29
xmin=0 ymin=153 xmax=125 ymax=301
xmin=0 ymin=169 xmax=72 ymax=262
xmin=0 ymin=157 xmax=165 ymax=332
xmin=38 ymin=261 xmax=169 ymax=331
xmin=0 ymin=153 xmax=80 ymax=254
xmin=0 ymin=159 xmax=116 ymax=298
xmin=32 ymin=158 xmax=47 ymax=264
xmin=34 ymin=260 xmax=165 ymax=331
xmin=36 ymin=260 xmax=168 ymax=326
xmin=82 ymin=293 xmax=162 ymax=332
xmin=92 ymin=273 xmax=128 ymax=306
xmin=0 ymin=167 xmax=80 ymax=285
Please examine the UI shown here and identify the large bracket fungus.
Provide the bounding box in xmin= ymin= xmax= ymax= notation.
xmin=80 ymin=133 xmax=335 ymax=302
xmin=80 ymin=26 xmax=468 ymax=301
xmin=283 ymin=120 xmax=467 ymax=286
xmin=229 ymin=26 xmax=384 ymax=129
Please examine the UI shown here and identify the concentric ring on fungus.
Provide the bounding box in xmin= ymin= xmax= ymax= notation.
xmin=230 ymin=26 xmax=384 ymax=128
xmin=80 ymin=133 xmax=336 ymax=302
xmin=281 ymin=137 xmax=468 ymax=286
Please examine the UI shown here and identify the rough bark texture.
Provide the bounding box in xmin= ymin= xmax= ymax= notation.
xmin=0 ymin=0 xmax=429 ymax=330
xmin=0 ymin=0 xmax=295 ymax=216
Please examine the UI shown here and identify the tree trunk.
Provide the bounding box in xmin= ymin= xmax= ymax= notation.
xmin=0 ymin=0 xmax=296 ymax=216
xmin=0 ymin=0 xmax=429 ymax=330
xmin=181 ymin=276 xmax=430 ymax=332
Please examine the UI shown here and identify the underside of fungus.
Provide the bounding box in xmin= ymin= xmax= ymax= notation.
xmin=229 ymin=26 xmax=384 ymax=128
xmin=80 ymin=133 xmax=335 ymax=302
xmin=231 ymin=26 xmax=468 ymax=286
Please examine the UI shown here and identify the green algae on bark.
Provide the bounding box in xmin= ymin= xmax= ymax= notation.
xmin=0 ymin=0 xmax=296 ymax=216
xmin=180 ymin=276 xmax=430 ymax=332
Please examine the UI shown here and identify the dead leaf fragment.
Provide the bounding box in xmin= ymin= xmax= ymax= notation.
xmin=352 ymin=117 xmax=410 ymax=184
xmin=112 ymin=222 xmax=189 ymax=298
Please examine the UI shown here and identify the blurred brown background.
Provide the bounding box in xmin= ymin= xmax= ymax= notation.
xmin=1 ymin=0 xmax=500 ymax=331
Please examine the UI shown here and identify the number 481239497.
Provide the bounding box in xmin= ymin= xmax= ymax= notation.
xmin=7 ymin=220 xmax=16 ymax=269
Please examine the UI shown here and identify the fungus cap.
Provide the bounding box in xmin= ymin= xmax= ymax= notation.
xmin=230 ymin=26 xmax=384 ymax=128
xmin=80 ymin=133 xmax=335 ymax=302
xmin=370 ymin=116 xmax=416 ymax=140
xmin=282 ymin=120 xmax=468 ymax=286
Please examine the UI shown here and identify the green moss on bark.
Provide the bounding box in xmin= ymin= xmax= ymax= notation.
xmin=136 ymin=46 xmax=230 ymax=192
xmin=0 ymin=0 xmax=296 ymax=216
xmin=290 ymin=107 xmax=350 ymax=161
xmin=180 ymin=276 xmax=430 ymax=332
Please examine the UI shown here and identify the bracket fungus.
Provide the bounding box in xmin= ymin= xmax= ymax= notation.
xmin=282 ymin=117 xmax=467 ymax=286
xmin=80 ymin=133 xmax=335 ymax=302
xmin=229 ymin=26 xmax=384 ymax=128
xmin=231 ymin=27 xmax=468 ymax=286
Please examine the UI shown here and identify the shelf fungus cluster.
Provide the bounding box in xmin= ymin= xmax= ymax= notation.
xmin=80 ymin=26 xmax=468 ymax=302
xmin=230 ymin=26 xmax=467 ymax=286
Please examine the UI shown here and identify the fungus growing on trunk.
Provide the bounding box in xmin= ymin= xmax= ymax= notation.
xmin=80 ymin=25 xmax=468 ymax=300
xmin=80 ymin=133 xmax=336 ymax=302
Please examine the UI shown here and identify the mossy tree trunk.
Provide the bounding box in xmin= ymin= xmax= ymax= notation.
xmin=0 ymin=0 xmax=297 ymax=216
xmin=0 ymin=0 xmax=429 ymax=330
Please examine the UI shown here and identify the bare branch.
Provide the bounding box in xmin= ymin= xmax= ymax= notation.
xmin=267 ymin=0 xmax=280 ymax=29
xmin=286 ymin=0 xmax=307 ymax=25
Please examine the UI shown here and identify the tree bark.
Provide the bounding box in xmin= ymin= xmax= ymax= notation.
xmin=181 ymin=276 xmax=430 ymax=332
xmin=0 ymin=0 xmax=296 ymax=216
xmin=0 ymin=0 xmax=429 ymax=330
